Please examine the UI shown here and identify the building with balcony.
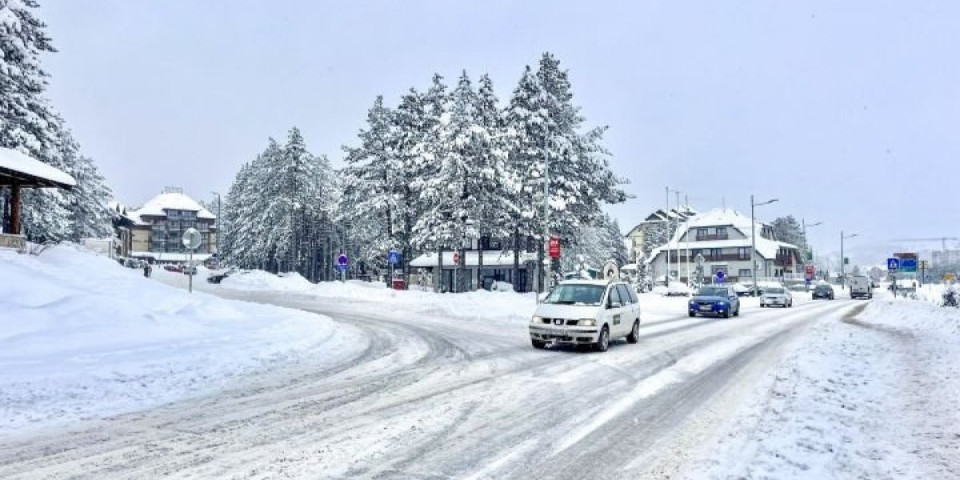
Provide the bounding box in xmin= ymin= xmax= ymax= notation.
xmin=647 ymin=208 xmax=804 ymax=284
xmin=624 ymin=206 xmax=698 ymax=260
xmin=128 ymin=187 xmax=217 ymax=263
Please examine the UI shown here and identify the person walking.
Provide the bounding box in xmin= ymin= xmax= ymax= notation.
xmin=143 ymin=262 xmax=152 ymax=278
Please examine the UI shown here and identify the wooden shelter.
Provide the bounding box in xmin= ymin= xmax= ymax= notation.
xmin=0 ymin=147 xmax=75 ymax=247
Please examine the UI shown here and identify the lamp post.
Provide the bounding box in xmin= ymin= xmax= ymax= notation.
xmin=750 ymin=195 xmax=779 ymax=297
xmin=840 ymin=231 xmax=858 ymax=288
xmin=210 ymin=191 xmax=221 ymax=262
xmin=802 ymin=219 xmax=823 ymax=272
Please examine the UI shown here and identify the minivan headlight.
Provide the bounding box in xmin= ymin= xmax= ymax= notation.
xmin=579 ymin=318 xmax=597 ymax=327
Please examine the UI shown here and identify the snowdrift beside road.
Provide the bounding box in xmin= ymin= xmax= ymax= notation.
xmin=0 ymin=246 xmax=359 ymax=435
xmin=685 ymin=295 xmax=960 ymax=479
xmin=219 ymin=271 xmax=689 ymax=325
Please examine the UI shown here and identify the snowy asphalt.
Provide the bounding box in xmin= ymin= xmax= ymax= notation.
xmin=0 ymin=292 xmax=863 ymax=479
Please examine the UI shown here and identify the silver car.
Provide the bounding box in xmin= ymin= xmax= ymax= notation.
xmin=760 ymin=286 xmax=793 ymax=308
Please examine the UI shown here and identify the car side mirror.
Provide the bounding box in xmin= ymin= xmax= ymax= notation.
xmin=609 ymin=301 xmax=622 ymax=309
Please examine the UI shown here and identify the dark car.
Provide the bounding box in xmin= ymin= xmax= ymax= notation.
xmin=688 ymin=285 xmax=741 ymax=318
xmin=812 ymin=284 xmax=835 ymax=300
xmin=207 ymin=269 xmax=231 ymax=284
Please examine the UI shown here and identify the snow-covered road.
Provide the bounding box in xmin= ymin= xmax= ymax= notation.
xmin=0 ymin=286 xmax=864 ymax=479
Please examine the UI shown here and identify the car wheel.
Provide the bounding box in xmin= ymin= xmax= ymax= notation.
xmin=734 ymin=306 xmax=740 ymax=317
xmin=627 ymin=320 xmax=640 ymax=344
xmin=595 ymin=326 xmax=609 ymax=352
xmin=722 ymin=309 xmax=730 ymax=319
xmin=531 ymin=339 xmax=546 ymax=349
xmin=688 ymin=311 xmax=696 ymax=317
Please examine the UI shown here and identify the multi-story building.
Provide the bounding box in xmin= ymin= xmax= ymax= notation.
xmin=624 ymin=206 xmax=698 ymax=261
xmin=409 ymin=235 xmax=538 ymax=292
xmin=932 ymin=249 xmax=960 ymax=268
xmin=129 ymin=187 xmax=217 ymax=263
xmin=647 ymin=208 xmax=804 ymax=284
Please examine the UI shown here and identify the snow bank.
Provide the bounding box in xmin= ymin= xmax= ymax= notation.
xmin=685 ymin=295 xmax=960 ymax=478
xmin=218 ymin=269 xmax=315 ymax=291
xmin=0 ymin=245 xmax=359 ymax=434
xmin=218 ymin=269 xmax=688 ymax=325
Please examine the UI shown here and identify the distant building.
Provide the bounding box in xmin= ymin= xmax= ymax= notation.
xmin=128 ymin=187 xmax=217 ymax=263
xmin=624 ymin=206 xmax=697 ymax=260
xmin=647 ymin=208 xmax=804 ymax=284
xmin=932 ymin=249 xmax=960 ymax=267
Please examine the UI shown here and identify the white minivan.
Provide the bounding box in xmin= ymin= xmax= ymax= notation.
xmin=849 ymin=275 xmax=873 ymax=299
xmin=529 ymin=280 xmax=642 ymax=352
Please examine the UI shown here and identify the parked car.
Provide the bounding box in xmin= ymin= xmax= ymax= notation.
xmin=529 ymin=280 xmax=642 ymax=352
xmin=207 ymin=268 xmax=232 ymax=284
xmin=731 ymin=283 xmax=751 ymax=297
xmin=688 ymin=285 xmax=741 ymax=318
xmin=163 ymin=264 xmax=182 ymax=273
xmin=812 ymin=284 xmax=835 ymax=300
xmin=849 ymin=275 xmax=873 ymax=299
xmin=760 ymin=286 xmax=793 ymax=307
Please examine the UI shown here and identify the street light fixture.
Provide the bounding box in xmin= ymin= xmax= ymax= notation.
xmin=802 ymin=219 xmax=823 ymax=264
xmin=840 ymin=231 xmax=858 ymax=288
xmin=750 ymin=195 xmax=779 ymax=297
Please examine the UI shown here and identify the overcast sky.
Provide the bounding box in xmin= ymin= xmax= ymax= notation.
xmin=40 ymin=0 xmax=959 ymax=265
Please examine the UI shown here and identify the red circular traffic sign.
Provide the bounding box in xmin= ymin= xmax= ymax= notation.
xmin=453 ymin=251 xmax=461 ymax=264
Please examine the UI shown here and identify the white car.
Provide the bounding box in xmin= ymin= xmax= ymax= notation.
xmin=529 ymin=280 xmax=642 ymax=352
xmin=760 ymin=286 xmax=793 ymax=308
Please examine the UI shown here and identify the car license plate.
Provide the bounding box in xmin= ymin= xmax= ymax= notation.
xmin=700 ymin=305 xmax=712 ymax=311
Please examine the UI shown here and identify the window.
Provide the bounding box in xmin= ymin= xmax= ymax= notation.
xmin=543 ymin=285 xmax=604 ymax=306
xmin=625 ymin=285 xmax=639 ymax=304
xmin=738 ymin=269 xmax=751 ymax=278
xmin=607 ymin=286 xmax=622 ymax=307
xmin=697 ymin=228 xmax=708 ymax=238
xmin=711 ymin=248 xmax=722 ymax=259
xmin=716 ymin=227 xmax=727 ymax=237
xmin=738 ymin=247 xmax=750 ymax=260
xmin=616 ymin=284 xmax=633 ymax=305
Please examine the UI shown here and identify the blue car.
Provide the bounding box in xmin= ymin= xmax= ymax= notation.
xmin=688 ymin=285 xmax=741 ymax=318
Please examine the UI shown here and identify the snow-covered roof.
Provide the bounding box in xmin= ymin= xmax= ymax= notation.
xmin=0 ymin=147 xmax=76 ymax=188
xmin=131 ymin=191 xmax=216 ymax=220
xmin=410 ymin=250 xmax=537 ymax=268
xmin=648 ymin=208 xmax=801 ymax=261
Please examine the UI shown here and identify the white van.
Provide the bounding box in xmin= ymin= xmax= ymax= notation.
xmin=529 ymin=280 xmax=642 ymax=352
xmin=849 ymin=275 xmax=873 ymax=299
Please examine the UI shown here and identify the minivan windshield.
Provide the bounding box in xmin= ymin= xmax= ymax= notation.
xmin=543 ymin=284 xmax=605 ymax=306
xmin=696 ymin=287 xmax=728 ymax=297
xmin=765 ymin=287 xmax=785 ymax=294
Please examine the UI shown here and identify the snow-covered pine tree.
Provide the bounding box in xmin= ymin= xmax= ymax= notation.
xmin=0 ymin=0 xmax=72 ymax=241
xmin=56 ymin=129 xmax=113 ymax=241
xmin=505 ymin=53 xmax=627 ymax=290
xmin=340 ymin=95 xmax=399 ymax=271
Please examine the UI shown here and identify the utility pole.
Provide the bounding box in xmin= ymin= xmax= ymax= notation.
xmin=840 ymin=231 xmax=858 ymax=288
xmin=665 ymin=187 xmax=671 ymax=286
xmin=210 ymin=191 xmax=221 ymax=262
xmin=750 ymin=195 xmax=779 ymax=297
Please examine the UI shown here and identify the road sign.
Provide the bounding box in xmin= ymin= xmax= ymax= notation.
xmin=945 ymin=273 xmax=956 ymax=282
xmin=548 ymin=237 xmax=561 ymax=259
xmin=894 ymin=252 xmax=918 ymax=260
xmin=388 ymin=250 xmax=400 ymax=265
xmin=715 ymin=270 xmax=725 ymax=283
xmin=453 ymin=251 xmax=461 ymax=265
xmin=181 ymin=228 xmax=201 ymax=250
xmin=900 ymin=258 xmax=918 ymax=273
xmin=338 ymin=253 xmax=348 ymax=268
xmin=887 ymin=257 xmax=900 ymax=271
xmin=805 ymin=264 xmax=815 ymax=275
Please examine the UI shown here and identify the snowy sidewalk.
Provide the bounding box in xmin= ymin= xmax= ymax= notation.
xmin=0 ymin=246 xmax=363 ymax=435
xmin=684 ymin=294 xmax=960 ymax=479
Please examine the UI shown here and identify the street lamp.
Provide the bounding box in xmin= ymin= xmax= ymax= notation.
xmin=750 ymin=195 xmax=779 ymax=297
xmin=802 ymin=219 xmax=823 ymax=264
xmin=840 ymin=231 xmax=858 ymax=288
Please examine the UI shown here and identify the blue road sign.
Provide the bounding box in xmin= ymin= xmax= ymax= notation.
xmin=338 ymin=253 xmax=348 ymax=267
xmin=388 ymin=250 xmax=401 ymax=265
xmin=900 ymin=258 xmax=918 ymax=273
xmin=887 ymin=258 xmax=900 ymax=271
xmin=715 ymin=270 xmax=725 ymax=283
